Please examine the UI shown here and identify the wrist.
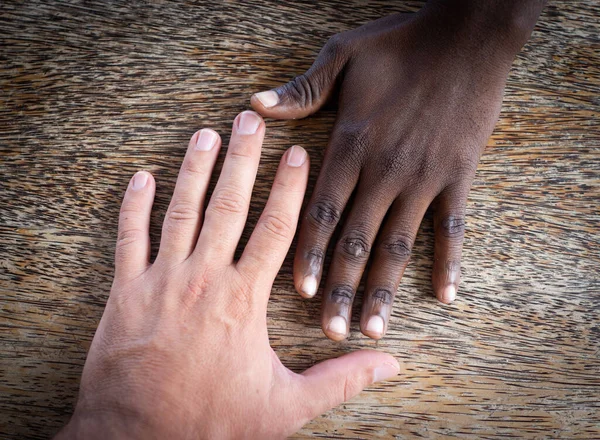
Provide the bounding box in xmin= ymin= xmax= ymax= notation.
xmin=55 ymin=407 xmax=154 ymax=440
xmin=423 ymin=0 xmax=546 ymax=58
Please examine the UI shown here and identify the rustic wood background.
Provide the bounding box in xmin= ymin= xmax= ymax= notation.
xmin=1 ymin=1 xmax=599 ymax=438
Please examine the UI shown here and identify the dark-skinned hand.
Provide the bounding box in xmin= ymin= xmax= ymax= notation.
xmin=251 ymin=0 xmax=545 ymax=340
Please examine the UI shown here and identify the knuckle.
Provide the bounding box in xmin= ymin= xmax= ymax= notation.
xmin=182 ymin=158 xmax=207 ymax=177
xmin=116 ymin=227 xmax=143 ymax=250
xmin=271 ymin=175 xmax=295 ymax=193
xmin=259 ymin=211 xmax=295 ymax=242
xmin=228 ymin=140 xmax=255 ymax=159
xmin=209 ymin=187 xmax=247 ymax=216
xmin=166 ymin=202 xmax=199 ymax=223
xmin=444 ymin=260 xmax=461 ymax=273
xmin=182 ymin=275 xmax=209 ymax=301
xmin=328 ymin=285 xmax=355 ymax=306
xmin=370 ymin=288 xmax=394 ymax=306
xmin=414 ymin=157 xmax=438 ymax=181
xmin=226 ymin=271 xmax=256 ymax=313
xmin=305 ymin=248 xmax=324 ymax=273
xmin=380 ymin=235 xmax=413 ymax=261
xmin=324 ymin=34 xmax=345 ymax=56
xmin=375 ymin=149 xmax=409 ymax=183
xmin=342 ymin=373 xmax=362 ymax=402
xmin=285 ymin=73 xmax=316 ymax=108
xmin=120 ymin=203 xmax=144 ymax=219
xmin=320 ymin=33 xmax=349 ymax=68
xmin=308 ymin=199 xmax=341 ymax=228
xmin=324 ymin=125 xmax=368 ymax=178
xmin=338 ymin=230 xmax=371 ymax=262
xmin=455 ymin=156 xmax=478 ymax=176
xmin=178 ymin=272 xmax=211 ymax=310
xmin=440 ymin=214 xmax=465 ymax=238
xmin=335 ymin=125 xmax=370 ymax=161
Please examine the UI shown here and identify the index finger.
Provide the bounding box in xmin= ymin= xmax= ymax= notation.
xmin=194 ymin=111 xmax=265 ymax=265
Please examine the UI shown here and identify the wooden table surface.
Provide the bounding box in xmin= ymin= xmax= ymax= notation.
xmin=1 ymin=1 xmax=599 ymax=438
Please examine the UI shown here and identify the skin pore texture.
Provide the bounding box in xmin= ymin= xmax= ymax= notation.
xmin=55 ymin=112 xmax=399 ymax=440
xmin=252 ymin=0 xmax=545 ymax=341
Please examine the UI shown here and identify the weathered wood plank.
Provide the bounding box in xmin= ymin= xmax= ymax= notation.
xmin=0 ymin=1 xmax=598 ymax=438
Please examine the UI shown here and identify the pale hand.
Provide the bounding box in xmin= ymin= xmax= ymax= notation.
xmin=56 ymin=111 xmax=399 ymax=439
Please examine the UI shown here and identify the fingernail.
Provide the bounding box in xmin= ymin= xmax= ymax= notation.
xmin=238 ymin=111 xmax=261 ymax=135
xmin=300 ymin=275 xmax=318 ymax=298
xmin=286 ymin=145 xmax=307 ymax=167
xmin=195 ymin=129 xmax=218 ymax=151
xmin=440 ymin=285 xmax=456 ymax=304
xmin=372 ymin=362 xmax=400 ymax=383
xmin=131 ymin=172 xmax=148 ymax=191
xmin=255 ymin=90 xmax=279 ymax=108
xmin=327 ymin=316 xmax=347 ymax=336
xmin=365 ymin=315 xmax=385 ymax=337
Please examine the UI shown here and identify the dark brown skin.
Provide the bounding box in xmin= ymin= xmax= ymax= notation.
xmin=251 ymin=0 xmax=546 ymax=341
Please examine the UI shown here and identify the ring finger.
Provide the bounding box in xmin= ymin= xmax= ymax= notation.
xmin=195 ymin=111 xmax=265 ymax=265
xmin=360 ymin=194 xmax=431 ymax=339
xmin=320 ymin=184 xmax=394 ymax=341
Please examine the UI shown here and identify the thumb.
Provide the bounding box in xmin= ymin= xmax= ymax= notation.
xmin=293 ymin=350 xmax=400 ymax=421
xmin=251 ymin=35 xmax=348 ymax=120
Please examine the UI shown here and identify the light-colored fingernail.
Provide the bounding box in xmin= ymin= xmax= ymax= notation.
xmin=300 ymin=275 xmax=318 ymax=298
xmin=131 ymin=171 xmax=148 ymax=191
xmin=372 ymin=362 xmax=400 ymax=383
xmin=255 ymin=90 xmax=279 ymax=108
xmin=286 ymin=145 xmax=307 ymax=167
xmin=238 ymin=110 xmax=261 ymax=135
xmin=366 ymin=315 xmax=385 ymax=336
xmin=440 ymin=285 xmax=456 ymax=304
xmin=195 ymin=129 xmax=218 ymax=151
xmin=327 ymin=316 xmax=347 ymax=336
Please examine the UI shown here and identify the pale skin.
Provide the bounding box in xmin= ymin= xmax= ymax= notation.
xmin=55 ymin=111 xmax=399 ymax=440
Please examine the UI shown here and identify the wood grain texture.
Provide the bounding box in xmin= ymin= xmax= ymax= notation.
xmin=1 ymin=1 xmax=598 ymax=438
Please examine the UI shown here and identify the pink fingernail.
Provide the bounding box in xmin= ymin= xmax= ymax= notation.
xmin=366 ymin=315 xmax=385 ymax=337
xmin=372 ymin=362 xmax=400 ymax=383
xmin=300 ymin=275 xmax=318 ymax=298
xmin=238 ymin=111 xmax=261 ymax=135
xmin=254 ymin=90 xmax=279 ymax=108
xmin=440 ymin=285 xmax=456 ymax=304
xmin=195 ymin=129 xmax=218 ymax=151
xmin=286 ymin=145 xmax=307 ymax=167
xmin=327 ymin=316 xmax=347 ymax=336
xmin=131 ymin=172 xmax=148 ymax=191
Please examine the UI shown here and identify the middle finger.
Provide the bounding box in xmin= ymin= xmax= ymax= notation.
xmin=320 ymin=183 xmax=393 ymax=341
xmin=195 ymin=111 xmax=265 ymax=265
xmin=360 ymin=194 xmax=430 ymax=340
